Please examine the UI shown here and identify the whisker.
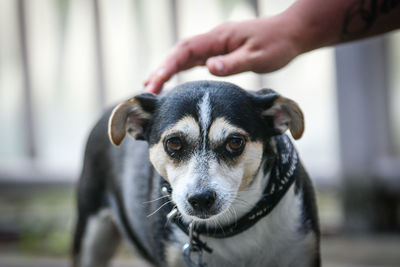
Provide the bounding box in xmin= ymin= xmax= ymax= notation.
xmin=217 ymin=215 xmax=226 ymax=236
xmin=164 ymin=204 xmax=178 ymax=227
xmin=231 ymin=207 xmax=238 ymax=228
xmin=234 ymin=197 xmax=251 ymax=205
xmin=147 ymin=200 xmax=173 ymax=218
xmin=143 ymin=195 xmax=170 ymax=204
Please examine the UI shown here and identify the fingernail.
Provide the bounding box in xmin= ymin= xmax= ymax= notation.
xmin=212 ymin=58 xmax=225 ymax=74
xmin=145 ymin=84 xmax=154 ymax=92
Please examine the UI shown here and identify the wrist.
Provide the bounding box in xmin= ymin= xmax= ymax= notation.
xmin=280 ymin=0 xmax=344 ymax=54
xmin=266 ymin=11 xmax=310 ymax=59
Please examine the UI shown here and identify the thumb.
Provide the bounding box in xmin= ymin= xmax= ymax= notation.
xmin=206 ymin=48 xmax=252 ymax=76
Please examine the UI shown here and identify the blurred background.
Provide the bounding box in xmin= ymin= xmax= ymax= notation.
xmin=0 ymin=0 xmax=399 ymax=266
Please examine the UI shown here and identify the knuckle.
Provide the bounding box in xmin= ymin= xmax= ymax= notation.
xmin=246 ymin=39 xmax=261 ymax=52
xmin=213 ymin=22 xmax=235 ymax=38
xmin=177 ymin=39 xmax=191 ymax=49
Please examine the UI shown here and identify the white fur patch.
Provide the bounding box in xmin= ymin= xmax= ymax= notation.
xmin=198 ymin=92 xmax=211 ymax=148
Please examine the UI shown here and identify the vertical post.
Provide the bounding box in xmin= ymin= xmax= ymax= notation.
xmin=17 ymin=0 xmax=37 ymax=159
xmin=335 ymin=36 xmax=394 ymax=232
xmin=92 ymin=0 xmax=106 ymax=110
xmin=249 ymin=0 xmax=260 ymax=17
xmin=249 ymin=0 xmax=264 ymax=89
xmin=170 ymin=0 xmax=179 ymax=44
xmin=169 ymin=0 xmax=180 ymax=83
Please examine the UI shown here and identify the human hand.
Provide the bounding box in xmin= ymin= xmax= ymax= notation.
xmin=144 ymin=15 xmax=305 ymax=94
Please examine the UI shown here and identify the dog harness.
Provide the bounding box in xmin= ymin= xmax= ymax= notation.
xmin=162 ymin=134 xmax=299 ymax=267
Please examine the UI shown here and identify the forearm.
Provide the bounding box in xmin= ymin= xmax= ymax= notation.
xmin=285 ymin=0 xmax=400 ymax=53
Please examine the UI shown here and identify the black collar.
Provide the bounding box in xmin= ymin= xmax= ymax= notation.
xmin=163 ymin=134 xmax=299 ymax=253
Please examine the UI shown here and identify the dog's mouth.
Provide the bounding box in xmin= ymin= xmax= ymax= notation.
xmin=186 ymin=209 xmax=219 ymax=220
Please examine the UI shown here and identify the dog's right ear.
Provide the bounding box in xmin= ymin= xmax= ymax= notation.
xmin=252 ymin=88 xmax=305 ymax=140
xmin=108 ymin=93 xmax=158 ymax=146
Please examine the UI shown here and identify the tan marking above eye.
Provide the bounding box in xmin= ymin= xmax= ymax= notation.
xmin=208 ymin=117 xmax=248 ymax=147
xmin=161 ymin=116 xmax=200 ymax=142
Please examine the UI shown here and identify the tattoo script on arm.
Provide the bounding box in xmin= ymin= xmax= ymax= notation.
xmin=341 ymin=0 xmax=400 ymax=40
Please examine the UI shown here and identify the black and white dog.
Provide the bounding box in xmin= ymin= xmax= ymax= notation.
xmin=73 ymin=81 xmax=320 ymax=267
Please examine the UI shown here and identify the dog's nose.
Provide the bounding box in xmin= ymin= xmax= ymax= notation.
xmin=188 ymin=190 xmax=216 ymax=211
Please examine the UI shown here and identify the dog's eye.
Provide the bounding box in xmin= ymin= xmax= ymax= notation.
xmin=226 ymin=135 xmax=245 ymax=152
xmin=166 ymin=137 xmax=183 ymax=152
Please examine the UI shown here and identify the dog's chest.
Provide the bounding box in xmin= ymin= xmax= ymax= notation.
xmin=167 ymin=187 xmax=316 ymax=267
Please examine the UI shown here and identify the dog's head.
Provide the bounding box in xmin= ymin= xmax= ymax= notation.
xmin=108 ymin=81 xmax=304 ymax=221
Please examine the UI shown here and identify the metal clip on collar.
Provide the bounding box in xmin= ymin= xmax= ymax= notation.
xmin=183 ymin=222 xmax=207 ymax=267
xmin=163 ymin=186 xmax=209 ymax=267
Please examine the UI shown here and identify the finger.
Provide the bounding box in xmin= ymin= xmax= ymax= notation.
xmin=145 ymin=58 xmax=207 ymax=94
xmin=144 ymin=68 xmax=167 ymax=86
xmin=206 ymin=47 xmax=254 ymax=76
xmin=144 ymin=68 xmax=171 ymax=94
xmin=144 ymin=30 xmax=230 ymax=93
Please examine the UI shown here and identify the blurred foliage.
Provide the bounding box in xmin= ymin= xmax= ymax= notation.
xmin=0 ymin=186 xmax=343 ymax=257
xmin=0 ymin=187 xmax=75 ymax=257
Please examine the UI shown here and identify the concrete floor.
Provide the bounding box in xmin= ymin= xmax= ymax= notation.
xmin=1 ymin=235 xmax=399 ymax=267
xmin=321 ymin=235 xmax=400 ymax=267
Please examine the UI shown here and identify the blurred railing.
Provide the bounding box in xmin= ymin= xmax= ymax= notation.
xmin=1 ymin=0 xmax=400 ymax=233
xmin=0 ymin=0 xmax=282 ymax=184
xmin=1 ymin=0 xmax=399 ymax=196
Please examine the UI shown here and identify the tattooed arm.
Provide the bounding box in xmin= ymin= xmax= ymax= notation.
xmin=293 ymin=0 xmax=400 ymax=52
xmin=145 ymin=0 xmax=400 ymax=94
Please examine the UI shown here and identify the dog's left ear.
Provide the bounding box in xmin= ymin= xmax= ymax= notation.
xmin=253 ymin=88 xmax=304 ymax=140
xmin=108 ymin=93 xmax=158 ymax=146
